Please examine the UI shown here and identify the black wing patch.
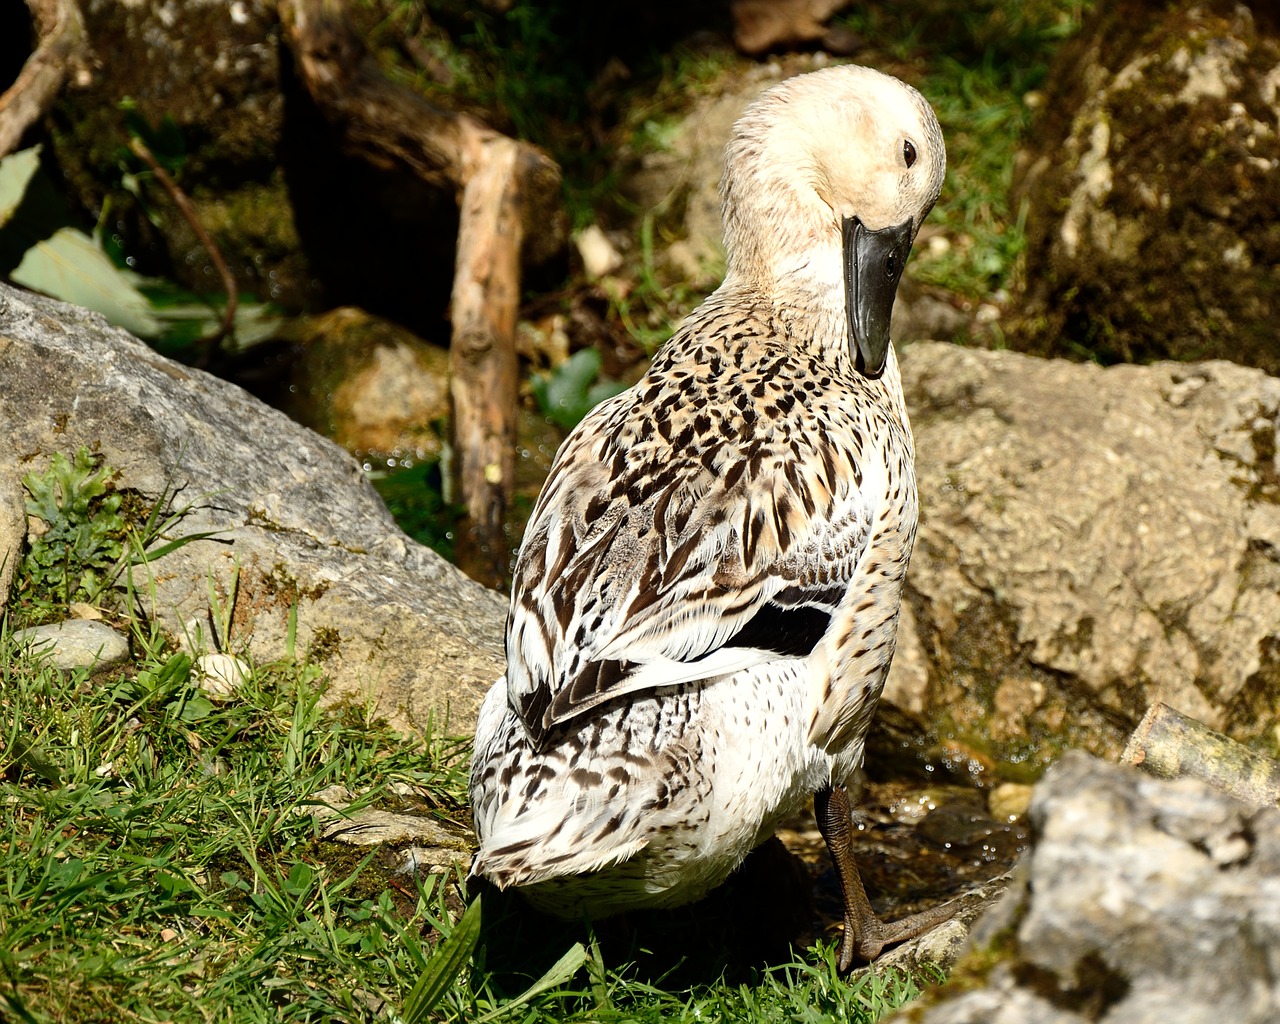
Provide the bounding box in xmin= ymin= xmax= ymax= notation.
xmin=724 ymin=602 xmax=832 ymax=658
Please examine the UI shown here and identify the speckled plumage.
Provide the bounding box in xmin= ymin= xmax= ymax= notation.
xmin=470 ymin=64 xmax=945 ymax=932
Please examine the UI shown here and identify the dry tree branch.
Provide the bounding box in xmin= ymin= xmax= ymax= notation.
xmin=0 ymin=0 xmax=89 ymax=158
xmin=128 ymin=136 xmax=239 ymax=363
xmin=1122 ymin=701 xmax=1280 ymax=809
xmin=278 ymin=0 xmax=565 ymax=585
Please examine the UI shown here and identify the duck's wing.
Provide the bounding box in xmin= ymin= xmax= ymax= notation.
xmin=506 ymin=389 xmax=873 ymax=749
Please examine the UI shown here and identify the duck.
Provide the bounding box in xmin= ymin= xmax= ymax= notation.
xmin=469 ymin=63 xmax=948 ymax=968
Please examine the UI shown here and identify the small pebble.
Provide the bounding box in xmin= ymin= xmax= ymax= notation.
xmin=989 ymin=782 xmax=1035 ymax=821
xmin=195 ymin=652 xmax=251 ymax=698
xmin=574 ymin=224 xmax=624 ymax=278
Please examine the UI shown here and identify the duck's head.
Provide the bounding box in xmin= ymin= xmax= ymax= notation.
xmin=720 ymin=64 xmax=945 ymax=379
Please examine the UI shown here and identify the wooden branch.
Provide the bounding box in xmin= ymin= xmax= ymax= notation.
xmin=450 ymin=139 xmax=522 ymax=584
xmin=1122 ymin=701 xmax=1280 ymax=809
xmin=128 ymin=137 xmax=238 ymax=363
xmin=0 ymin=0 xmax=89 ymax=158
xmin=278 ymin=0 xmax=565 ymax=583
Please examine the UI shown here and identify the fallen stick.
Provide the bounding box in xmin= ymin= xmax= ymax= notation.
xmin=0 ymin=0 xmax=89 ymax=158
xmin=278 ymin=0 xmax=564 ymax=584
xmin=1121 ymin=701 xmax=1280 ymax=809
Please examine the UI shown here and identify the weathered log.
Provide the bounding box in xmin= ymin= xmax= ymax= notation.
xmin=0 ymin=0 xmax=88 ymax=158
xmin=278 ymin=0 xmax=564 ymax=584
xmin=1122 ymin=701 xmax=1280 ymax=809
xmin=449 ymin=139 xmax=523 ymax=583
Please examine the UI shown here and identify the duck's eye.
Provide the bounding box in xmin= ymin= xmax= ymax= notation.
xmin=903 ymin=140 xmax=917 ymax=168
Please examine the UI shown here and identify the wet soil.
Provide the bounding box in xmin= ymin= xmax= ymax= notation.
xmin=778 ymin=779 xmax=1028 ymax=956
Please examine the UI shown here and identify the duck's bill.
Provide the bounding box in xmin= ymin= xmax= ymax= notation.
xmin=843 ymin=216 xmax=914 ymax=379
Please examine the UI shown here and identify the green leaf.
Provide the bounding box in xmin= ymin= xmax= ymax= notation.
xmin=532 ymin=348 xmax=624 ymax=430
xmin=175 ymin=693 xmax=214 ymax=724
xmin=10 ymin=227 xmax=163 ymax=337
xmin=284 ymin=862 xmax=315 ymax=896
xmin=143 ymin=297 xmax=283 ymax=351
xmin=0 ymin=146 xmax=41 ymax=229
xmin=2 ymin=733 xmax=62 ymax=785
xmin=400 ymin=896 xmax=483 ymax=1024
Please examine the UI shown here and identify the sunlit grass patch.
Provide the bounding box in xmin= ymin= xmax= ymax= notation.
xmin=0 ymin=604 xmax=937 ymax=1023
xmin=0 ymin=617 xmax=468 ymax=1022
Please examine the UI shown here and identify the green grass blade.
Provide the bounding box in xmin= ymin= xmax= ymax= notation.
xmin=472 ymin=941 xmax=589 ymax=1023
xmin=400 ymin=895 xmax=483 ymax=1024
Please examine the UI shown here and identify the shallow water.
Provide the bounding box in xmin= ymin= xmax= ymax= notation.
xmin=777 ymin=778 xmax=1028 ymax=954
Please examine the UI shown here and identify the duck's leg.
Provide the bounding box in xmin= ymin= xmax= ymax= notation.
xmin=814 ymin=783 xmax=961 ymax=970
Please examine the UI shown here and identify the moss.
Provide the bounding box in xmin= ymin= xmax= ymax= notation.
xmin=308 ymin=625 xmax=343 ymax=664
xmin=1009 ymin=0 xmax=1280 ymax=370
xmin=910 ymin=588 xmax=1131 ymax=782
xmin=1013 ymin=953 xmax=1131 ymax=1019
xmin=944 ymin=919 xmax=1023 ymax=991
xmin=258 ymin=561 xmax=330 ymax=605
xmin=1225 ymin=636 xmax=1280 ymax=757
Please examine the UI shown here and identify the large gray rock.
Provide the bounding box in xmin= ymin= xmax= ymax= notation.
xmin=889 ymin=751 xmax=1280 ymax=1023
xmin=0 ymin=282 xmax=504 ymax=734
xmin=13 ymin=620 xmax=131 ymax=672
xmin=889 ymin=342 xmax=1280 ymax=769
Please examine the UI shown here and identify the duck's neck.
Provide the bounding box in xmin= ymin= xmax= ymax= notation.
xmin=714 ymin=253 xmax=856 ymax=373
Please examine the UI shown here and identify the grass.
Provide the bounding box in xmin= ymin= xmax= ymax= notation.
xmin=1 ymin=453 xmax=940 ymax=1021
xmin=0 ymin=617 xmax=469 ymax=1021
xmin=0 ymin=610 xmax=935 ymax=1023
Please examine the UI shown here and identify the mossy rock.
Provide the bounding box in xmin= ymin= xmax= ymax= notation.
xmin=284 ymin=307 xmax=451 ymax=464
xmin=1008 ymin=0 xmax=1280 ymax=371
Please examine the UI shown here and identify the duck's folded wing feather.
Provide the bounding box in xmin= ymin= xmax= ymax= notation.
xmin=505 ymin=424 xmax=872 ymax=747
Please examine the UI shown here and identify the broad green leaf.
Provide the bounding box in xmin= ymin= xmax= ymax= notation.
xmin=142 ymin=298 xmax=283 ymax=350
xmin=175 ymin=693 xmax=214 ymax=724
xmin=532 ymin=348 xmax=625 ymax=430
xmin=11 ymin=226 xmax=162 ymax=337
xmin=0 ymin=146 xmax=41 ymax=228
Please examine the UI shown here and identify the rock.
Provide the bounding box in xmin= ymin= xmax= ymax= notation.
xmin=1009 ymin=0 xmax=1280 ymax=371
xmin=987 ymin=783 xmax=1034 ymax=823
xmin=889 ymin=751 xmax=1280 ymax=1023
xmin=0 ymin=467 xmax=23 ymax=607
xmin=284 ymin=307 xmax=451 ymax=464
xmin=730 ymin=0 xmax=857 ymax=56
xmin=889 ymin=342 xmax=1280 ymax=771
xmin=195 ymin=652 xmax=251 ymax=699
xmin=305 ymin=782 xmax=472 ymax=875
xmin=44 ymin=1 xmax=475 ymax=336
xmin=46 ymin=0 xmax=312 ymax=306
xmin=321 ymin=807 xmax=471 ymax=851
xmin=0 ymin=281 xmax=504 ymax=735
xmin=574 ymin=225 xmax=624 ymax=279
xmin=14 ymin=619 xmax=130 ymax=671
